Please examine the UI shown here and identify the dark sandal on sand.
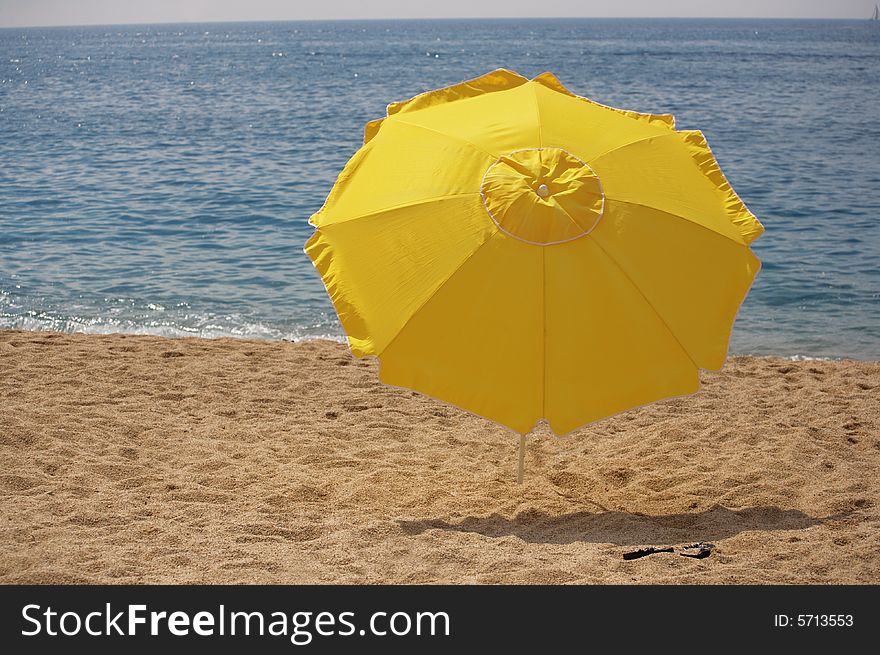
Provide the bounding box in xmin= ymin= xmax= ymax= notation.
xmin=679 ymin=542 xmax=715 ymax=559
xmin=623 ymin=546 xmax=674 ymax=560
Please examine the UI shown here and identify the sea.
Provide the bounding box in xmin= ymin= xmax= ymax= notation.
xmin=1 ymin=19 xmax=878 ymax=359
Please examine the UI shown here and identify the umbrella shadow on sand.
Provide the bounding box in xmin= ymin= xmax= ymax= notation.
xmin=398 ymin=505 xmax=834 ymax=546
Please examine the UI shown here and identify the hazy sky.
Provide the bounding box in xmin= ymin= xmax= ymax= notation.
xmin=0 ymin=0 xmax=875 ymax=28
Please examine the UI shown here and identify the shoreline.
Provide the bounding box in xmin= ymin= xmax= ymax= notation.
xmin=0 ymin=326 xmax=873 ymax=363
xmin=1 ymin=329 xmax=878 ymax=584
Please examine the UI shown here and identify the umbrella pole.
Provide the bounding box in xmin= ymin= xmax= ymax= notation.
xmin=517 ymin=433 xmax=526 ymax=484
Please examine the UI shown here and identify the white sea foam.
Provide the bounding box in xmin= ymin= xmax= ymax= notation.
xmin=0 ymin=313 xmax=345 ymax=344
xmin=785 ymin=354 xmax=837 ymax=362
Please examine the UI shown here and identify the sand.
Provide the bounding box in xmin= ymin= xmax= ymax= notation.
xmin=0 ymin=329 xmax=878 ymax=584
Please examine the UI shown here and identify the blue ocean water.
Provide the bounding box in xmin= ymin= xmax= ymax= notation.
xmin=1 ymin=19 xmax=878 ymax=358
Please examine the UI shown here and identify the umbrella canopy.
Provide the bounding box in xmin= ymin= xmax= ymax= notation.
xmin=305 ymin=69 xmax=762 ymax=437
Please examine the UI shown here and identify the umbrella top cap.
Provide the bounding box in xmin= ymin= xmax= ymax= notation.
xmin=480 ymin=147 xmax=605 ymax=246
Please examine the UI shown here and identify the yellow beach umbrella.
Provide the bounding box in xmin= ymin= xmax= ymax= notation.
xmin=305 ymin=69 xmax=762 ymax=479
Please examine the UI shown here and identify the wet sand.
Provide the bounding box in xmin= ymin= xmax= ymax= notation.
xmin=1 ymin=330 xmax=878 ymax=583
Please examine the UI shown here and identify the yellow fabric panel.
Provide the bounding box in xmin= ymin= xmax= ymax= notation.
xmin=532 ymin=72 xmax=676 ymax=129
xmin=589 ymin=130 xmax=763 ymax=245
xmin=379 ymin=231 xmax=543 ymax=434
xmin=590 ymin=200 xmax=762 ymax=370
xmin=531 ymin=79 xmax=674 ymax=161
xmin=388 ymin=68 xmax=529 ymax=117
xmin=679 ymin=130 xmax=764 ymax=244
xmin=311 ymin=118 xmax=494 ymax=228
xmin=544 ymin=236 xmax=699 ymax=435
xmin=364 ymin=69 xmax=530 ymax=145
xmin=380 ymin=79 xmax=541 ymax=158
xmin=305 ymin=195 xmax=496 ymax=358
xmin=363 ymin=117 xmax=384 ymax=145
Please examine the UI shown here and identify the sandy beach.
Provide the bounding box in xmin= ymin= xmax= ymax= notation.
xmin=0 ymin=329 xmax=877 ymax=584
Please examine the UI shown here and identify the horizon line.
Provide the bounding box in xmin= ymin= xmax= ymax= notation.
xmin=0 ymin=15 xmax=869 ymax=30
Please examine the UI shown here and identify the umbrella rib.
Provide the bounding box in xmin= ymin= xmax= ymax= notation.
xmin=607 ymin=198 xmax=751 ymax=249
xmin=586 ymin=132 xmax=673 ymax=165
xmin=540 ymin=245 xmax=547 ymax=419
xmin=391 ymin=118 xmax=499 ymax=160
xmin=588 ymin=133 xmax=761 ymax=246
xmin=591 ymin=236 xmax=700 ymax=371
xmin=552 ymin=204 xmax=700 ymax=370
xmin=532 ymin=81 xmax=548 ymax=417
xmin=375 ymin=229 xmax=500 ymax=360
xmin=314 ymin=192 xmax=482 ymax=229
xmin=553 ymin=195 xmax=601 ymax=237
xmin=530 ymin=80 xmax=544 ymax=149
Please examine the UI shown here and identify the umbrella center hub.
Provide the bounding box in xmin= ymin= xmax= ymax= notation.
xmin=480 ymin=148 xmax=604 ymax=246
